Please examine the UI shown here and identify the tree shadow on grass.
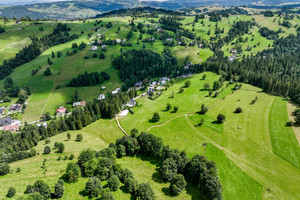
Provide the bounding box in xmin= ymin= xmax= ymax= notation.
xmin=162 ymin=187 xmax=173 ymax=197
xmin=212 ymin=120 xmax=221 ymax=124
xmin=120 ymin=185 xmax=136 ymax=200
xmin=79 ymin=190 xmax=89 ymax=198
xmin=152 ymin=171 xmax=165 ymax=184
xmin=186 ymin=181 xmax=205 ymax=200
xmin=137 ymin=154 xmax=161 ymax=166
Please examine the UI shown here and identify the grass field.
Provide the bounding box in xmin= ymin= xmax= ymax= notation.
xmin=119 ymin=72 xmax=300 ymax=200
xmin=0 ymin=119 xmax=124 ymax=199
xmin=1 ymin=14 xmax=300 ymax=200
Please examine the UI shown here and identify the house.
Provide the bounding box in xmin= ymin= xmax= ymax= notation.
xmin=91 ymin=41 xmax=95 ymax=44
xmin=9 ymin=104 xmax=22 ymax=112
xmin=112 ymin=88 xmax=121 ymax=95
xmin=229 ymin=54 xmax=236 ymax=62
xmin=98 ymin=94 xmax=106 ymax=100
xmin=36 ymin=122 xmax=47 ymax=128
xmin=119 ymin=109 xmax=129 ymax=117
xmin=87 ymin=43 xmax=91 ymax=45
xmin=4 ymin=124 xmax=19 ymax=132
xmin=230 ymin=48 xmax=237 ymax=54
xmin=101 ymin=86 xmax=106 ymax=90
xmin=73 ymin=101 xmax=86 ymax=107
xmin=147 ymin=87 xmax=155 ymax=95
xmin=134 ymin=81 xmax=142 ymax=88
xmin=126 ymin=99 xmax=136 ymax=108
xmin=56 ymin=106 xmax=66 ymax=114
xmin=0 ymin=117 xmax=20 ymax=131
xmin=91 ymin=46 xmax=97 ymax=51
xmin=0 ymin=117 xmax=13 ymax=127
xmin=160 ymin=77 xmax=170 ymax=86
xmin=198 ymin=44 xmax=203 ymax=48
xmin=151 ymin=81 xmax=157 ymax=87
xmin=0 ymin=107 xmax=4 ymax=116
xmin=97 ymin=34 xmax=102 ymax=36
xmin=116 ymin=39 xmax=121 ymax=43
xmin=157 ymin=28 xmax=162 ymax=32
xmin=102 ymin=45 xmax=107 ymax=50
xmin=166 ymin=38 xmax=173 ymax=42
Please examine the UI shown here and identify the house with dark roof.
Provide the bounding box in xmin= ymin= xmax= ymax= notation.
xmin=0 ymin=107 xmax=4 ymax=116
xmin=9 ymin=104 xmax=22 ymax=112
xmin=126 ymin=99 xmax=136 ymax=108
xmin=0 ymin=117 xmax=13 ymax=127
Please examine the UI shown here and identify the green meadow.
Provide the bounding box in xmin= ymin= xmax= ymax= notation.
xmin=0 ymin=14 xmax=300 ymax=200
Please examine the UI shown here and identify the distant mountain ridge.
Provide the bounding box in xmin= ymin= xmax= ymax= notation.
xmin=0 ymin=0 xmax=299 ymax=19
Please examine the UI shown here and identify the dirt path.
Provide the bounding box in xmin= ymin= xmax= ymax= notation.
xmin=115 ymin=116 xmax=128 ymax=136
xmin=287 ymin=102 xmax=300 ymax=146
xmin=146 ymin=113 xmax=194 ymax=132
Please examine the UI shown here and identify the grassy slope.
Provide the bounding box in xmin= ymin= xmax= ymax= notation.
xmin=117 ymin=157 xmax=203 ymax=200
xmin=120 ymin=72 xmax=300 ymax=200
xmin=0 ymin=119 xmax=124 ymax=199
xmin=269 ymin=97 xmax=300 ymax=168
xmin=0 ymin=23 xmax=55 ymax=64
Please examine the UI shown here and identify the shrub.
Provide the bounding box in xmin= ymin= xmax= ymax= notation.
xmin=152 ymin=112 xmax=160 ymax=122
xmin=137 ymin=183 xmax=155 ymax=200
xmin=43 ymin=68 xmax=51 ymax=76
xmin=217 ymin=114 xmax=226 ymax=123
xmin=66 ymin=162 xmax=81 ymax=183
xmin=173 ymin=106 xmax=179 ymax=113
xmin=76 ymin=133 xmax=83 ymax=142
xmin=54 ymin=181 xmax=64 ymax=199
xmin=107 ymin=175 xmax=120 ymax=191
xmin=43 ymin=146 xmax=51 ymax=154
xmin=184 ymin=80 xmax=191 ymax=87
xmin=125 ymin=178 xmax=138 ymax=195
xmin=85 ymin=177 xmax=103 ymax=197
xmin=6 ymin=187 xmax=16 ymax=198
xmin=169 ymin=174 xmax=187 ymax=196
xmin=235 ymin=107 xmax=242 ymax=113
xmin=56 ymin=143 xmax=65 ymax=153
xmin=0 ymin=162 xmax=10 ymax=176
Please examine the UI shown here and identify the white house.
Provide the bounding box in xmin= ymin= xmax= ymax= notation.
xmin=102 ymin=45 xmax=107 ymax=50
xmin=101 ymin=86 xmax=106 ymax=90
xmin=73 ymin=101 xmax=86 ymax=107
xmin=119 ymin=109 xmax=129 ymax=117
xmin=112 ymin=88 xmax=121 ymax=95
xmin=98 ymin=94 xmax=106 ymax=100
xmin=126 ymin=99 xmax=136 ymax=108
xmin=91 ymin=46 xmax=97 ymax=51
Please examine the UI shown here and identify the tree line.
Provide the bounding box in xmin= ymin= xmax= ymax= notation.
xmin=67 ymin=71 xmax=110 ymax=87
xmin=0 ymin=23 xmax=78 ymax=80
xmin=53 ymin=130 xmax=222 ymax=199
xmin=113 ymin=49 xmax=178 ymax=88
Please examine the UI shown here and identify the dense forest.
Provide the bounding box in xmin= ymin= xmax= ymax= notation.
xmin=113 ymin=49 xmax=178 ymax=88
xmin=95 ymin=6 xmax=182 ymax=18
xmin=67 ymin=71 xmax=110 ymax=87
xmin=203 ymin=30 xmax=300 ymax=104
xmin=0 ymin=23 xmax=78 ymax=80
